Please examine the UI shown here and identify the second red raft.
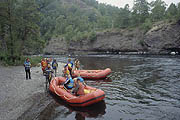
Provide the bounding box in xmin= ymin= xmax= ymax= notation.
xmin=72 ymin=68 xmax=112 ymax=79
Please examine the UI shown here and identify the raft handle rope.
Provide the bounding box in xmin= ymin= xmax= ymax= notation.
xmin=51 ymin=78 xmax=77 ymax=100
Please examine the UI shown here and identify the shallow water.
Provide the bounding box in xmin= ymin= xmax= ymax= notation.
xmin=39 ymin=55 xmax=180 ymax=120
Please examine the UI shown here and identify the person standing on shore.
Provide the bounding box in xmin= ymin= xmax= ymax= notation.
xmin=74 ymin=59 xmax=80 ymax=70
xmin=52 ymin=59 xmax=58 ymax=77
xmin=41 ymin=58 xmax=47 ymax=75
xmin=45 ymin=64 xmax=54 ymax=84
xmin=64 ymin=58 xmax=74 ymax=77
xmin=24 ymin=58 xmax=31 ymax=80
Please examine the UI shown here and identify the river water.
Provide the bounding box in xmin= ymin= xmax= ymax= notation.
xmin=40 ymin=55 xmax=180 ymax=120
xmin=1 ymin=55 xmax=180 ymax=120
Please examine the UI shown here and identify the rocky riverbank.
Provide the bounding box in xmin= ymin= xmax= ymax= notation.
xmin=0 ymin=62 xmax=64 ymax=120
xmin=44 ymin=20 xmax=180 ymax=55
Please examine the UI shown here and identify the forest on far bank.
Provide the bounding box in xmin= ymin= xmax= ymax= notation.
xmin=0 ymin=0 xmax=180 ymax=65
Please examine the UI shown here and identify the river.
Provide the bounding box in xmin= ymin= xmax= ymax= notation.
xmin=1 ymin=55 xmax=180 ymax=120
xmin=75 ymin=55 xmax=180 ymax=120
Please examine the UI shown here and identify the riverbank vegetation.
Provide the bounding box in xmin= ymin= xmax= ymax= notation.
xmin=0 ymin=55 xmax=42 ymax=66
xmin=0 ymin=0 xmax=180 ymax=65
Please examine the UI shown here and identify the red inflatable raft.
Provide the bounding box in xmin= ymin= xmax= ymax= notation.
xmin=49 ymin=77 xmax=105 ymax=107
xmin=72 ymin=68 xmax=112 ymax=79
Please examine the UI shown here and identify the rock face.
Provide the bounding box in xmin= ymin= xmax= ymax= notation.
xmin=44 ymin=21 xmax=180 ymax=54
xmin=144 ymin=21 xmax=180 ymax=54
xmin=93 ymin=29 xmax=145 ymax=52
xmin=44 ymin=38 xmax=68 ymax=55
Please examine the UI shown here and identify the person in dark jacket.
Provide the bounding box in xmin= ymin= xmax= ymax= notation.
xmin=45 ymin=64 xmax=54 ymax=84
xmin=52 ymin=59 xmax=58 ymax=77
xmin=64 ymin=74 xmax=74 ymax=90
xmin=24 ymin=58 xmax=31 ymax=80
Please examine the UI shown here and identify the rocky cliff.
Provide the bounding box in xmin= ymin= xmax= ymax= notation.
xmin=44 ymin=20 xmax=180 ymax=55
xmin=144 ymin=20 xmax=180 ymax=54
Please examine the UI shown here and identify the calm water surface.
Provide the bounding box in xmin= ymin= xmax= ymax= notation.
xmin=45 ymin=55 xmax=180 ymax=120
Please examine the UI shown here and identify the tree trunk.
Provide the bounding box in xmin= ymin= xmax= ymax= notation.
xmin=21 ymin=27 xmax=27 ymax=52
xmin=0 ymin=25 xmax=8 ymax=52
xmin=8 ymin=0 xmax=15 ymax=62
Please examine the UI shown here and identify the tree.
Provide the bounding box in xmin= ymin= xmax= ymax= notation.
xmin=176 ymin=2 xmax=180 ymax=20
xmin=122 ymin=4 xmax=131 ymax=28
xmin=150 ymin=0 xmax=167 ymax=22
xmin=166 ymin=3 xmax=178 ymax=19
xmin=0 ymin=0 xmax=42 ymax=63
xmin=82 ymin=0 xmax=98 ymax=8
xmin=132 ymin=0 xmax=150 ymax=24
xmin=55 ymin=15 xmax=66 ymax=35
xmin=0 ymin=0 xmax=20 ymax=62
xmin=97 ymin=16 xmax=111 ymax=29
xmin=65 ymin=25 xmax=74 ymax=42
xmin=18 ymin=0 xmax=42 ymax=53
xmin=115 ymin=4 xmax=131 ymax=28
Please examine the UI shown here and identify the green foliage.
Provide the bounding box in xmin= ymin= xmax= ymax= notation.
xmin=150 ymin=0 xmax=167 ymax=22
xmin=141 ymin=18 xmax=153 ymax=32
xmin=177 ymin=2 xmax=180 ymax=19
xmin=37 ymin=0 xmax=179 ymax=46
xmin=133 ymin=0 xmax=150 ymax=24
xmin=166 ymin=3 xmax=178 ymax=19
xmin=0 ymin=0 xmax=44 ymax=65
xmin=88 ymin=31 xmax=97 ymax=42
xmin=0 ymin=0 xmax=179 ymax=65
xmin=82 ymin=0 xmax=98 ymax=8
xmin=115 ymin=4 xmax=131 ymax=28
xmin=28 ymin=56 xmax=43 ymax=67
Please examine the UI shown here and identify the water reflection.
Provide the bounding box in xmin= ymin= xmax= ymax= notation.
xmin=39 ymin=93 xmax=106 ymax=120
xmin=41 ymin=55 xmax=180 ymax=120
xmin=76 ymin=55 xmax=180 ymax=119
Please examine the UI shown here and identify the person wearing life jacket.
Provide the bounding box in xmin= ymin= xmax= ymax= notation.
xmin=64 ymin=58 xmax=74 ymax=77
xmin=52 ymin=59 xmax=58 ymax=77
xmin=24 ymin=58 xmax=31 ymax=80
xmin=46 ymin=58 xmax=52 ymax=64
xmin=44 ymin=64 xmax=54 ymax=84
xmin=74 ymin=59 xmax=80 ymax=70
xmin=62 ymin=66 xmax=69 ymax=77
xmin=77 ymin=73 xmax=86 ymax=86
xmin=64 ymin=74 xmax=74 ymax=90
xmin=75 ymin=78 xmax=85 ymax=96
xmin=72 ymin=76 xmax=86 ymax=96
xmin=41 ymin=58 xmax=47 ymax=74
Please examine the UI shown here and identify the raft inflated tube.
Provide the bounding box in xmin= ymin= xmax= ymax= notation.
xmin=49 ymin=77 xmax=105 ymax=107
xmin=72 ymin=68 xmax=112 ymax=79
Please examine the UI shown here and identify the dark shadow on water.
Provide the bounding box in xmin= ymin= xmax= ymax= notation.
xmin=84 ymin=78 xmax=113 ymax=88
xmin=38 ymin=92 xmax=106 ymax=120
xmin=85 ymin=77 xmax=112 ymax=82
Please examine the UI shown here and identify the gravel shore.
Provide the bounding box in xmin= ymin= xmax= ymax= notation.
xmin=0 ymin=62 xmax=64 ymax=120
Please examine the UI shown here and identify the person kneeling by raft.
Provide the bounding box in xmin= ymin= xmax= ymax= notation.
xmin=63 ymin=75 xmax=86 ymax=96
xmin=72 ymin=77 xmax=86 ymax=96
